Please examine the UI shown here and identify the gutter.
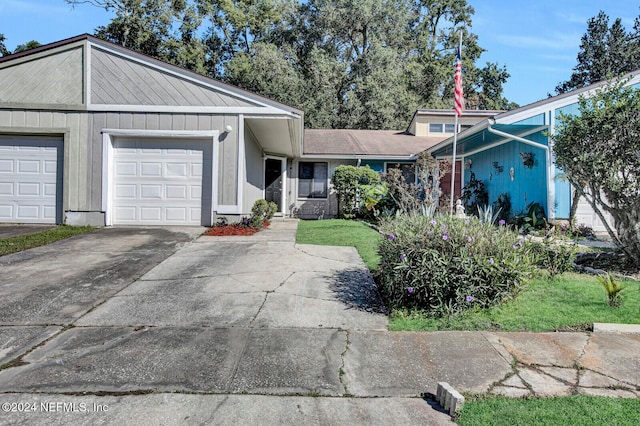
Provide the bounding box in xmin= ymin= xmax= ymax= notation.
xmin=486 ymin=119 xmax=554 ymax=220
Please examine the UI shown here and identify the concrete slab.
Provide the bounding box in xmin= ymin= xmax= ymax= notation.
xmin=0 ymin=393 xmax=455 ymax=426
xmin=518 ymin=367 xmax=573 ymax=396
xmin=487 ymin=332 xmax=589 ymax=367
xmin=0 ymin=228 xmax=199 ymax=325
xmin=0 ymin=326 xmax=62 ymax=364
xmin=579 ymin=332 xmax=640 ymax=387
xmin=75 ymin=292 xmax=266 ymax=327
xmin=253 ymin=292 xmax=387 ymax=330
xmin=342 ymin=331 xmax=511 ymax=397
xmin=230 ymin=328 xmax=346 ymax=396
xmin=593 ymin=323 xmax=640 ymax=334
xmin=0 ymin=327 xmax=250 ymax=393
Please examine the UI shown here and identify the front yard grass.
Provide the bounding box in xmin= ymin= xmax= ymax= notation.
xmin=0 ymin=226 xmax=95 ymax=256
xmin=456 ymin=395 xmax=640 ymax=426
xmin=390 ymin=272 xmax=640 ymax=332
xmin=295 ymin=218 xmax=640 ymax=332
xmin=296 ymin=219 xmax=381 ymax=270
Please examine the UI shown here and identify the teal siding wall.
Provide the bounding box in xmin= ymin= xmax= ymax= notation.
xmin=514 ymin=113 xmax=545 ymax=125
xmin=464 ymin=135 xmax=548 ymax=216
xmin=554 ymin=172 xmax=571 ymax=219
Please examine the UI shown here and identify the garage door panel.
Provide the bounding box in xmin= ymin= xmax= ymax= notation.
xmin=0 ymin=135 xmax=62 ymax=224
xmin=112 ymin=138 xmax=211 ymax=226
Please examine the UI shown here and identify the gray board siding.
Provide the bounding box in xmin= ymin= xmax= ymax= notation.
xmin=90 ymin=48 xmax=257 ymax=108
xmin=89 ymin=112 xmax=240 ymax=210
xmin=0 ymin=47 xmax=84 ymax=107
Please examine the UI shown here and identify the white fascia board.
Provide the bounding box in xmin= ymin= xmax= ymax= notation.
xmin=300 ymin=154 xmax=418 ymax=160
xmin=101 ymin=129 xmax=219 ymax=138
xmin=89 ymin=42 xmax=291 ymax=112
xmin=88 ymin=104 xmax=293 ymax=115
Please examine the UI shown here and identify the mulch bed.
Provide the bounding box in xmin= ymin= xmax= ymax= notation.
xmin=203 ymin=221 xmax=270 ymax=236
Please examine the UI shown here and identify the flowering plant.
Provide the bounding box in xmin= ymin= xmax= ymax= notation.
xmin=376 ymin=213 xmax=535 ymax=317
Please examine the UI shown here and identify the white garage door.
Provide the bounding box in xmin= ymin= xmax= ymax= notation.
xmin=0 ymin=135 xmax=63 ymax=224
xmin=112 ymin=138 xmax=212 ymax=226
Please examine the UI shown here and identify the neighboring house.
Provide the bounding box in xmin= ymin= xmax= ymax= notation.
xmin=428 ymin=71 xmax=640 ymax=232
xmin=292 ymin=110 xmax=499 ymax=218
xmin=0 ymin=34 xmax=302 ymax=226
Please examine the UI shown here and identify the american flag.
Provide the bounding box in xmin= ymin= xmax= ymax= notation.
xmin=454 ymin=47 xmax=464 ymax=116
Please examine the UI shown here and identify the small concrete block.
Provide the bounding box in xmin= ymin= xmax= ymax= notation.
xmin=436 ymin=382 xmax=465 ymax=416
xmin=593 ymin=323 xmax=640 ymax=334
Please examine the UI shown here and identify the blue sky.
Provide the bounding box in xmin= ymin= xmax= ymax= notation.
xmin=0 ymin=0 xmax=638 ymax=106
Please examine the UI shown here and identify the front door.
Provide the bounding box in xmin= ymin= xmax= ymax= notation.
xmin=265 ymin=158 xmax=283 ymax=211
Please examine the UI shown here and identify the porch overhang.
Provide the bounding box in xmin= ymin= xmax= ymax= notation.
xmin=245 ymin=115 xmax=303 ymax=158
xmin=429 ymin=121 xmax=548 ymax=158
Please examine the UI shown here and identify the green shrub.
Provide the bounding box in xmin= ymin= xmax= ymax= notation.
xmin=531 ymin=228 xmax=579 ymax=278
xmin=249 ymin=199 xmax=278 ymax=228
xmin=596 ymin=273 xmax=625 ymax=308
xmin=332 ymin=165 xmax=381 ymax=218
xmin=375 ymin=213 xmax=535 ymax=317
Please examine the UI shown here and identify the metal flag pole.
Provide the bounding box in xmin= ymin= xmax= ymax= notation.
xmin=449 ymin=31 xmax=463 ymax=215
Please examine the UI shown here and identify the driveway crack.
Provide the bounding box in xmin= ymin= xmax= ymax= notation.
xmin=338 ymin=329 xmax=351 ymax=396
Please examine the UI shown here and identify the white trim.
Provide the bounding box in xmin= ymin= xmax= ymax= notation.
xmin=101 ymin=129 xmax=220 ymax=226
xmin=236 ymin=115 xmax=245 ymax=215
xmin=263 ymin=155 xmax=288 ymax=215
xmin=302 ymin=154 xmax=418 ymax=160
xmin=88 ymin=104 xmax=291 ymax=115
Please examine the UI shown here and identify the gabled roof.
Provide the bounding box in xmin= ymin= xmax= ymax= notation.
xmin=0 ymin=34 xmax=303 ymax=117
xmin=429 ymin=69 xmax=640 ymax=157
xmin=304 ymin=129 xmax=446 ymax=158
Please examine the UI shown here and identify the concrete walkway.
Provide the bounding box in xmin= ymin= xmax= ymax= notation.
xmin=0 ymin=220 xmax=638 ymax=425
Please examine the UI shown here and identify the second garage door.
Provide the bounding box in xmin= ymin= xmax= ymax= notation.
xmin=112 ymin=138 xmax=212 ymax=226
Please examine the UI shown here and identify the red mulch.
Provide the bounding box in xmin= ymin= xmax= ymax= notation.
xmin=203 ymin=221 xmax=270 ymax=236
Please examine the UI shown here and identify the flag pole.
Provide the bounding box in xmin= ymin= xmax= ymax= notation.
xmin=449 ymin=31 xmax=463 ymax=215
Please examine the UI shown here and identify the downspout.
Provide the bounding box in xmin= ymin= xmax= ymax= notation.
xmin=486 ymin=120 xmax=554 ymax=220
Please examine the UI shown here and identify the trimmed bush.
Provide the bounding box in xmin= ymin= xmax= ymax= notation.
xmin=332 ymin=165 xmax=381 ymax=218
xmin=249 ymin=199 xmax=278 ymax=228
xmin=375 ymin=213 xmax=535 ymax=317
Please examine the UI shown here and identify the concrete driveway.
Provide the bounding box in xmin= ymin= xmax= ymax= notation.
xmin=0 ymin=221 xmax=455 ymax=425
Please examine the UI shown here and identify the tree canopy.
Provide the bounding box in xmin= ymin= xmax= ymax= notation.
xmin=0 ymin=34 xmax=9 ymax=56
xmin=555 ymin=10 xmax=640 ymax=95
xmin=553 ymin=80 xmax=640 ymax=264
xmin=65 ymin=0 xmax=515 ymax=129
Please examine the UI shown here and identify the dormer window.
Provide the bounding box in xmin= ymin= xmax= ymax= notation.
xmin=429 ymin=123 xmax=457 ymax=134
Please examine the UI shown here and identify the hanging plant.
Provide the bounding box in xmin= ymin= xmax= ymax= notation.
xmin=519 ymin=152 xmax=535 ymax=168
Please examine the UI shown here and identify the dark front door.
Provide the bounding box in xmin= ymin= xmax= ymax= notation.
xmin=265 ymin=158 xmax=283 ymax=211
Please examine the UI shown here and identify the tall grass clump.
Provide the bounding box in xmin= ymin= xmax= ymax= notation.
xmin=376 ymin=213 xmax=536 ymax=317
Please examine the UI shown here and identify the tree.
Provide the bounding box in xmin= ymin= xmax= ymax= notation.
xmin=13 ymin=40 xmax=42 ymax=53
xmin=555 ymin=11 xmax=640 ymax=94
xmin=552 ymin=80 xmax=640 ymax=264
xmin=0 ymin=33 xmax=9 ymax=56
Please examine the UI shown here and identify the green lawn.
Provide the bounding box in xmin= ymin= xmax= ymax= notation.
xmin=296 ymin=219 xmax=381 ymax=270
xmin=0 ymin=226 xmax=95 ymax=256
xmin=295 ymin=218 xmax=639 ymax=332
xmin=390 ymin=272 xmax=640 ymax=332
xmin=456 ymin=395 xmax=640 ymax=426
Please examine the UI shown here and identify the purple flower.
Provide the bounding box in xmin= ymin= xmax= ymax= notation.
xmin=426 ymin=231 xmax=433 ymax=236
xmin=442 ymin=232 xmax=448 ymax=241
xmin=466 ymin=295 xmax=474 ymax=302
xmin=489 ymin=257 xmax=495 ymax=265
xmin=441 ymin=224 xmax=447 ymax=230
xmin=400 ymin=254 xmax=405 ymax=261
xmin=499 ymin=219 xmax=506 ymax=226
xmin=389 ymin=234 xmax=395 ymax=240
xmin=465 ymin=219 xmax=470 ymax=224
xmin=407 ymin=287 xmax=414 ymax=294
xmin=467 ymin=236 xmax=472 ymax=243
xmin=430 ymin=220 xmax=437 ymax=226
